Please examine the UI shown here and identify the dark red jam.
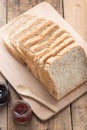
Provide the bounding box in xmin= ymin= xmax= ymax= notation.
xmin=0 ymin=82 xmax=10 ymax=105
xmin=12 ymin=100 xmax=32 ymax=124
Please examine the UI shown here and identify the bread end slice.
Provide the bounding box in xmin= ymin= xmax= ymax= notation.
xmin=3 ymin=35 xmax=24 ymax=64
xmin=38 ymin=46 xmax=87 ymax=100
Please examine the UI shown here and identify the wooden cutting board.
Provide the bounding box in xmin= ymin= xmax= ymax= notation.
xmin=0 ymin=2 xmax=87 ymax=121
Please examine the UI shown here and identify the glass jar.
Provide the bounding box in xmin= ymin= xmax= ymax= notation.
xmin=0 ymin=82 xmax=10 ymax=105
xmin=12 ymin=100 xmax=32 ymax=124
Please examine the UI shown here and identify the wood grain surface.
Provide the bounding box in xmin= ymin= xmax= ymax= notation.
xmin=64 ymin=1 xmax=87 ymax=130
xmin=0 ymin=0 xmax=87 ymax=130
xmin=0 ymin=1 xmax=7 ymax=130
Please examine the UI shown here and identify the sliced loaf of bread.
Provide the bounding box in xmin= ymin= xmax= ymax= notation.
xmin=3 ymin=14 xmax=87 ymax=100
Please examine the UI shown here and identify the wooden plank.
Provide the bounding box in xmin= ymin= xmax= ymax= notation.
xmin=71 ymin=94 xmax=87 ymax=130
xmin=63 ymin=0 xmax=87 ymax=130
xmin=0 ymin=0 xmax=7 ymax=130
xmin=7 ymin=0 xmax=63 ymax=22
xmin=19 ymin=0 xmax=63 ymax=16
xmin=0 ymin=0 xmax=6 ymax=26
xmin=63 ymin=0 xmax=87 ymax=41
xmin=7 ymin=0 xmax=21 ymax=22
xmin=49 ymin=107 xmax=72 ymax=130
xmin=0 ymin=74 xmax=7 ymax=130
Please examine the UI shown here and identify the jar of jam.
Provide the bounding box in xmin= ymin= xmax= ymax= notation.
xmin=0 ymin=82 xmax=10 ymax=105
xmin=12 ymin=100 xmax=32 ymax=124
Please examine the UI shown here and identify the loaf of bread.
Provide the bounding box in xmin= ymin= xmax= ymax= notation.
xmin=3 ymin=13 xmax=87 ymax=100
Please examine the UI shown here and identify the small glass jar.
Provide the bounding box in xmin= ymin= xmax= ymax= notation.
xmin=0 ymin=82 xmax=10 ymax=105
xmin=12 ymin=100 xmax=32 ymax=124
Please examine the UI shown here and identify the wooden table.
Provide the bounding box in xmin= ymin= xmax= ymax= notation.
xmin=0 ymin=0 xmax=87 ymax=130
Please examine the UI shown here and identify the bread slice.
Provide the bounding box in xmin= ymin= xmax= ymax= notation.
xmin=5 ymin=14 xmax=33 ymax=36
xmin=10 ymin=16 xmax=38 ymax=39
xmin=3 ymin=35 xmax=24 ymax=63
